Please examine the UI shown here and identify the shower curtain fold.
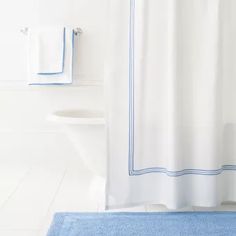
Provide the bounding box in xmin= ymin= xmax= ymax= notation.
xmin=105 ymin=0 xmax=236 ymax=209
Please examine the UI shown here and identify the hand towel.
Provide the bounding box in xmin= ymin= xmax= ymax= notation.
xmin=28 ymin=27 xmax=74 ymax=85
xmin=36 ymin=27 xmax=65 ymax=75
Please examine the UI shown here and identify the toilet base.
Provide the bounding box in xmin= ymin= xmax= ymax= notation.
xmin=89 ymin=175 xmax=106 ymax=211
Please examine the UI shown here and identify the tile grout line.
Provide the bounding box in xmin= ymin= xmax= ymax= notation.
xmin=0 ymin=167 xmax=32 ymax=211
xmin=38 ymin=167 xmax=68 ymax=233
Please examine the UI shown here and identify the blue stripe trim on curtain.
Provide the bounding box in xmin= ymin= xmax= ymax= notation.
xmin=128 ymin=0 xmax=236 ymax=177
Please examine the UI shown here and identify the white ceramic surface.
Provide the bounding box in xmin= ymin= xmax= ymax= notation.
xmin=48 ymin=110 xmax=106 ymax=177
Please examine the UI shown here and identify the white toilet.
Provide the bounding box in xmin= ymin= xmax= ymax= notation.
xmin=48 ymin=109 xmax=106 ymax=209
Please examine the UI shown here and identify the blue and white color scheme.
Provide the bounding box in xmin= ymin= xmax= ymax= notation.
xmin=28 ymin=27 xmax=74 ymax=85
xmin=37 ymin=27 xmax=66 ymax=75
xmin=128 ymin=0 xmax=236 ymax=177
xmin=47 ymin=212 xmax=236 ymax=236
xmin=106 ymin=0 xmax=236 ymax=209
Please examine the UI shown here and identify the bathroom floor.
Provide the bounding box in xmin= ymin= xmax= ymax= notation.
xmin=0 ymin=150 xmax=236 ymax=236
xmin=0 ymin=150 xmax=103 ymax=236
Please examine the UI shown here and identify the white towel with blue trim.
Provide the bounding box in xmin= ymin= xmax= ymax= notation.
xmin=37 ymin=27 xmax=65 ymax=75
xmin=28 ymin=27 xmax=74 ymax=85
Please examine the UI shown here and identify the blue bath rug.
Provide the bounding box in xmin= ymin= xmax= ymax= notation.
xmin=47 ymin=212 xmax=236 ymax=236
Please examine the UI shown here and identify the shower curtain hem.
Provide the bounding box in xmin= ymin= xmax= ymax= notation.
xmin=105 ymin=200 xmax=236 ymax=211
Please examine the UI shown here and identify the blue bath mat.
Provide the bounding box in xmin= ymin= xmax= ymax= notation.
xmin=47 ymin=212 xmax=236 ymax=236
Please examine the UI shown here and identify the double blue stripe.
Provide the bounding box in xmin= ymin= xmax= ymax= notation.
xmin=128 ymin=0 xmax=236 ymax=177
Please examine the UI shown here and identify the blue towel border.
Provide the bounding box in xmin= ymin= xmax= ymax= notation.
xmin=37 ymin=27 xmax=66 ymax=75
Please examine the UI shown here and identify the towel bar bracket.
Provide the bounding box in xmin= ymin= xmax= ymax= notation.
xmin=20 ymin=27 xmax=29 ymax=35
xmin=74 ymin=27 xmax=83 ymax=35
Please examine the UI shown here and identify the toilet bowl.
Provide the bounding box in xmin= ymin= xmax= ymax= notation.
xmin=48 ymin=109 xmax=106 ymax=177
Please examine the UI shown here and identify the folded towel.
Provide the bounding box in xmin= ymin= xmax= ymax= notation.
xmin=36 ymin=27 xmax=65 ymax=75
xmin=28 ymin=27 xmax=74 ymax=85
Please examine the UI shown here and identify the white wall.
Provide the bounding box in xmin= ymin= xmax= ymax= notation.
xmin=0 ymin=0 xmax=108 ymax=85
xmin=0 ymin=0 xmax=108 ymax=162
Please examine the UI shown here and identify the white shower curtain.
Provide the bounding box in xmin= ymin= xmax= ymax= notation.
xmin=105 ymin=0 xmax=236 ymax=209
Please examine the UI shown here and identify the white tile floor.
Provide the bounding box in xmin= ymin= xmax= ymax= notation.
xmin=0 ymin=155 xmax=97 ymax=236
xmin=0 ymin=151 xmax=236 ymax=236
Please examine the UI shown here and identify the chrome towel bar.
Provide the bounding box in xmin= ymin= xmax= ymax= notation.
xmin=20 ymin=27 xmax=83 ymax=36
